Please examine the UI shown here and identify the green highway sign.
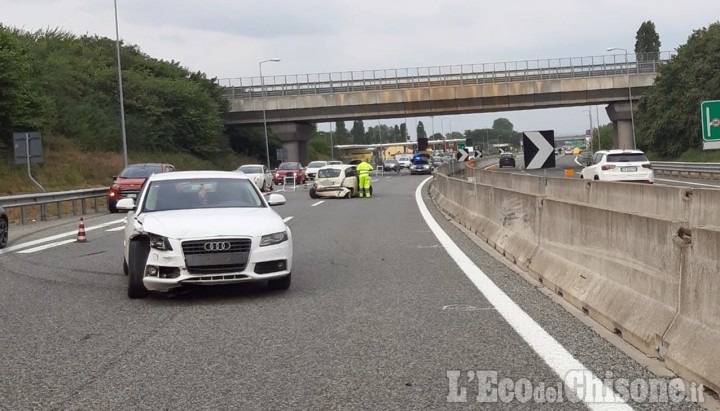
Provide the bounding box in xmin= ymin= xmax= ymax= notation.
xmin=702 ymin=100 xmax=720 ymax=150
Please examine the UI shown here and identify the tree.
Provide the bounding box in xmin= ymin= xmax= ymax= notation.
xmin=351 ymin=120 xmax=366 ymax=144
xmin=0 ymin=26 xmax=52 ymax=149
xmin=592 ymin=123 xmax=614 ymax=151
xmin=635 ymin=22 xmax=720 ymax=157
xmin=492 ymin=118 xmax=514 ymax=134
xmin=400 ymin=123 xmax=408 ymax=141
xmin=334 ymin=121 xmax=351 ymax=145
xmin=635 ymin=21 xmax=661 ymax=62
xmin=416 ymin=121 xmax=427 ymax=139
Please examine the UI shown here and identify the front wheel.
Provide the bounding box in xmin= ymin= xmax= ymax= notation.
xmin=268 ymin=273 xmax=291 ymax=290
xmin=108 ymin=200 xmax=118 ymax=213
xmin=309 ymin=187 xmax=318 ymax=199
xmin=0 ymin=217 xmax=8 ymax=249
xmin=127 ymin=239 xmax=150 ymax=299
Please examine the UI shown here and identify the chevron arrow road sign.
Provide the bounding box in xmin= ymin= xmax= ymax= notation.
xmin=522 ymin=130 xmax=556 ymax=169
xmin=457 ymin=148 xmax=468 ymax=162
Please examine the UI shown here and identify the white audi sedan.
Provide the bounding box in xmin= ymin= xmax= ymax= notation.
xmin=117 ymin=170 xmax=292 ymax=298
xmin=236 ymin=164 xmax=273 ymax=191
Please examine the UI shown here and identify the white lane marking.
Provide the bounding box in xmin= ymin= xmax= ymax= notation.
xmin=656 ymin=178 xmax=720 ymax=188
xmin=372 ymin=178 xmax=379 ymax=182
xmin=106 ymin=226 xmax=125 ymax=232
xmin=17 ymin=239 xmax=77 ymax=254
xmin=415 ymin=177 xmax=632 ymax=410
xmin=310 ymin=201 xmax=325 ymax=207
xmin=282 ymin=216 xmax=294 ymax=223
xmin=0 ymin=218 xmax=126 ymax=255
xmin=385 ymin=176 xmax=392 ymax=179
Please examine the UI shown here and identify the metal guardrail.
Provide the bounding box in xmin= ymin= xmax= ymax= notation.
xmin=219 ymin=52 xmax=673 ymax=99
xmin=0 ymin=188 xmax=108 ymax=224
xmin=651 ymin=162 xmax=720 ymax=178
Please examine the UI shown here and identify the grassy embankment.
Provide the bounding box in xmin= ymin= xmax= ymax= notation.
xmin=0 ymin=135 xmax=257 ymax=223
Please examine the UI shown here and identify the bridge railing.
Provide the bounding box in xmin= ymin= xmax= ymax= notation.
xmin=220 ymin=52 xmax=673 ymax=100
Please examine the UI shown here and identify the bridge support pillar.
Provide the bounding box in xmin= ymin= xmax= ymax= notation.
xmin=269 ymin=122 xmax=313 ymax=166
xmin=605 ymin=102 xmax=635 ymax=150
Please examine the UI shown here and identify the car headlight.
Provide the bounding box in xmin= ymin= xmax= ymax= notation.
xmin=148 ymin=233 xmax=173 ymax=251
xmin=260 ymin=231 xmax=288 ymax=247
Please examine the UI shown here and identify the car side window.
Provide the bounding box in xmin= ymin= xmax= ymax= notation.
xmin=346 ymin=168 xmax=356 ymax=177
xmin=592 ymin=153 xmax=602 ymax=165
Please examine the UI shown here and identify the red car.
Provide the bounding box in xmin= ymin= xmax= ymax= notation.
xmin=273 ymin=162 xmax=306 ymax=185
xmin=108 ymin=163 xmax=175 ymax=213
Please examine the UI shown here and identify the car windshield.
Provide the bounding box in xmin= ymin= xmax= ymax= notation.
xmin=238 ymin=165 xmax=263 ymax=174
xmin=607 ymin=153 xmax=649 ymax=163
xmin=318 ymin=168 xmax=342 ymax=178
xmin=141 ymin=178 xmax=263 ymax=212
xmin=119 ymin=165 xmax=162 ymax=178
xmin=412 ymin=158 xmax=430 ymax=164
xmin=384 ymin=160 xmax=398 ymax=164
xmin=308 ymin=161 xmax=327 ymax=168
xmin=501 ymin=154 xmax=513 ymax=158
xmin=279 ymin=163 xmax=300 ymax=170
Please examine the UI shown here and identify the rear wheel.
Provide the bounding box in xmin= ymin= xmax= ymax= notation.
xmin=268 ymin=273 xmax=291 ymax=290
xmin=0 ymin=217 xmax=8 ymax=249
xmin=127 ymin=239 xmax=150 ymax=299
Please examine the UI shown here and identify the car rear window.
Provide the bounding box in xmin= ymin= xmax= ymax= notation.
xmin=120 ymin=165 xmax=163 ymax=178
xmin=308 ymin=162 xmax=327 ymax=168
xmin=278 ymin=163 xmax=300 ymax=170
xmin=238 ymin=166 xmax=263 ymax=174
xmin=318 ymin=169 xmax=342 ymax=178
xmin=606 ymin=153 xmax=648 ymax=163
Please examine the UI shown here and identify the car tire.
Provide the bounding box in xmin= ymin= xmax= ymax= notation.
xmin=108 ymin=200 xmax=118 ymax=213
xmin=268 ymin=273 xmax=291 ymax=290
xmin=127 ymin=238 xmax=150 ymax=299
xmin=309 ymin=187 xmax=318 ymax=199
xmin=594 ymin=176 xmax=599 ymax=181
xmin=123 ymin=258 xmax=129 ymax=275
xmin=260 ymin=180 xmax=267 ymax=192
xmin=0 ymin=216 xmax=8 ymax=249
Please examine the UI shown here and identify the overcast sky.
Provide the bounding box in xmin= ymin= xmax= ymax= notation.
xmin=2 ymin=0 xmax=719 ymax=137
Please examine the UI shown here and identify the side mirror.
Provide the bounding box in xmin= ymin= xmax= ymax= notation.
xmin=116 ymin=198 xmax=136 ymax=211
xmin=112 ymin=175 xmax=118 ymax=180
xmin=266 ymin=193 xmax=286 ymax=206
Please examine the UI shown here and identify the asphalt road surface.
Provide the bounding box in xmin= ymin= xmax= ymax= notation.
xmin=0 ymin=172 xmax=707 ymax=410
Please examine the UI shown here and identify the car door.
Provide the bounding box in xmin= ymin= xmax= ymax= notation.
xmin=343 ymin=167 xmax=358 ymax=190
xmin=583 ymin=153 xmax=603 ymax=179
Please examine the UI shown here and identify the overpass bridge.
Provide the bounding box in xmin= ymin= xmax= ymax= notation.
xmin=221 ymin=52 xmax=671 ymax=163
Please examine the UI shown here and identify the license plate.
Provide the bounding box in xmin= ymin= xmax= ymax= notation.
xmin=621 ymin=166 xmax=637 ymax=172
xmin=319 ymin=180 xmax=331 ymax=186
xmin=127 ymin=193 xmax=137 ymax=198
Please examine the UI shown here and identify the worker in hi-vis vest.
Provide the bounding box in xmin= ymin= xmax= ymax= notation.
xmin=356 ymin=160 xmax=373 ymax=198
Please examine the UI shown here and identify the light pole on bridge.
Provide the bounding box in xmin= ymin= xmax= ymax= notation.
xmin=259 ymin=58 xmax=281 ymax=169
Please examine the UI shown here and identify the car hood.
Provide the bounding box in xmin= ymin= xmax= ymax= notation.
xmin=138 ymin=208 xmax=285 ymax=239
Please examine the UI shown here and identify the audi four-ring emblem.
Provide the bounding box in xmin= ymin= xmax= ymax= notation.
xmin=204 ymin=241 xmax=232 ymax=251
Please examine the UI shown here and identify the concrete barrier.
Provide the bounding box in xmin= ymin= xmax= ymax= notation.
xmin=429 ymin=171 xmax=719 ymax=393
xmin=662 ymin=188 xmax=720 ymax=393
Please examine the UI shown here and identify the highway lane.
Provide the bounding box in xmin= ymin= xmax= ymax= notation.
xmin=0 ymin=172 xmax=705 ymax=410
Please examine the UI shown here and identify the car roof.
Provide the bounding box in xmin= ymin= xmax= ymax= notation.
xmin=319 ymin=164 xmax=353 ymax=170
xmin=148 ymin=170 xmax=250 ymax=181
xmin=238 ymin=164 xmax=264 ymax=168
xmin=596 ymin=149 xmax=646 ymax=154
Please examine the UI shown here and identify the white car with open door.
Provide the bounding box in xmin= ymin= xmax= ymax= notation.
xmin=118 ymin=170 xmax=292 ymax=298
xmin=579 ymin=149 xmax=654 ymax=183
xmin=309 ymin=165 xmax=371 ymax=198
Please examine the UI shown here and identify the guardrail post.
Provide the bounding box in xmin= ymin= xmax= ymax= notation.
xmin=81 ymin=198 xmax=87 ymax=215
xmin=40 ymin=204 xmax=47 ymax=221
xmin=57 ymin=201 xmax=62 ymax=219
xmin=21 ymin=207 xmax=26 ymax=225
xmin=94 ymin=197 xmax=99 ymax=213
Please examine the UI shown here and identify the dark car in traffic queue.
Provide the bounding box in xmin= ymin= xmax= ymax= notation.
xmin=108 ymin=163 xmax=175 ymax=213
xmin=409 ymin=154 xmax=433 ymax=175
xmin=382 ymin=159 xmax=401 ymax=173
xmin=0 ymin=205 xmax=8 ymax=249
xmin=498 ymin=153 xmax=516 ymax=168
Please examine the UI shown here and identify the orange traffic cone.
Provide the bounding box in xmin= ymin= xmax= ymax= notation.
xmin=77 ymin=217 xmax=87 ymax=243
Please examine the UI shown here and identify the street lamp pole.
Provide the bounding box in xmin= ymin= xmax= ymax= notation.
xmin=607 ymin=47 xmax=636 ymax=149
xmin=330 ymin=123 xmax=334 ymax=160
xmin=113 ymin=0 xmax=128 ymax=169
xmin=259 ymin=58 xmax=281 ymax=169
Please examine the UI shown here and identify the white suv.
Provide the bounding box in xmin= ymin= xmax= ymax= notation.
xmin=580 ymin=149 xmax=654 ymax=183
